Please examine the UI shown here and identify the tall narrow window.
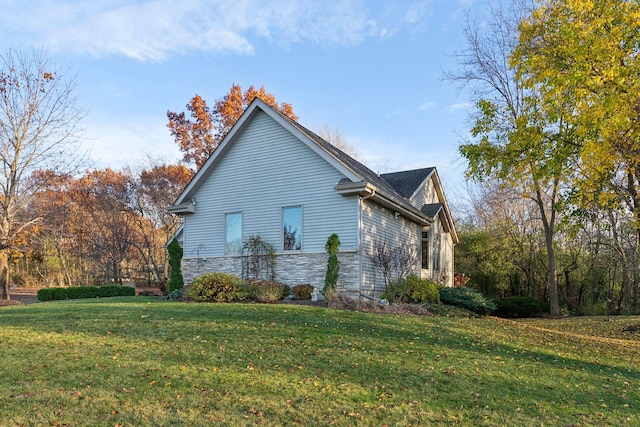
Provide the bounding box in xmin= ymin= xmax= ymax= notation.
xmin=283 ymin=206 xmax=302 ymax=251
xmin=421 ymin=230 xmax=430 ymax=269
xmin=225 ymin=212 xmax=242 ymax=254
xmin=432 ymin=225 xmax=441 ymax=271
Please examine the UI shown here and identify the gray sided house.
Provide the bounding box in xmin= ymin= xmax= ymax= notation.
xmin=168 ymin=98 xmax=458 ymax=298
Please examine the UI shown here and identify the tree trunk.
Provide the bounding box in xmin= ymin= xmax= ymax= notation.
xmin=0 ymin=251 xmax=10 ymax=300
xmin=546 ymin=230 xmax=559 ymax=316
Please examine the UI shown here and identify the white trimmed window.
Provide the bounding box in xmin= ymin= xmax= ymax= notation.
xmin=421 ymin=229 xmax=431 ymax=269
xmin=282 ymin=206 xmax=302 ymax=251
xmin=225 ymin=212 xmax=243 ymax=254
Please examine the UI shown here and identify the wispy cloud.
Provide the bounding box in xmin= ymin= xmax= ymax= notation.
xmin=449 ymin=102 xmax=473 ymax=112
xmin=419 ymin=101 xmax=436 ymax=112
xmin=0 ymin=0 xmax=421 ymax=62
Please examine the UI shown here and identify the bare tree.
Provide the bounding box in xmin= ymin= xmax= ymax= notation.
xmin=317 ymin=124 xmax=361 ymax=160
xmin=0 ymin=49 xmax=85 ymax=299
xmin=368 ymin=237 xmax=418 ymax=296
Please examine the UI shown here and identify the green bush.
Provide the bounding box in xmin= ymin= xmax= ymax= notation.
xmin=66 ymin=286 xmax=99 ymax=299
xmin=167 ymin=238 xmax=184 ymax=293
xmin=100 ymin=285 xmax=136 ymax=297
xmin=382 ymin=275 xmax=440 ymax=304
xmin=37 ymin=287 xmax=67 ymax=301
xmin=167 ymin=288 xmax=184 ymax=301
xmin=244 ymin=279 xmax=289 ymax=303
xmin=494 ymin=296 xmax=550 ymax=318
xmin=292 ymin=284 xmax=314 ymax=300
xmin=439 ymin=287 xmax=496 ymax=315
xmin=323 ymin=233 xmax=341 ymax=296
xmin=37 ymin=285 xmax=136 ymax=301
xmin=186 ymin=272 xmax=245 ymax=302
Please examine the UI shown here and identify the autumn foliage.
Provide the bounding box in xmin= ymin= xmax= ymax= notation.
xmin=13 ymin=163 xmax=192 ymax=289
xmin=167 ymin=84 xmax=297 ymax=169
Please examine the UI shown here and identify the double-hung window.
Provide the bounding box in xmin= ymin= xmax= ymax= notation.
xmin=225 ymin=212 xmax=243 ymax=255
xmin=282 ymin=206 xmax=302 ymax=251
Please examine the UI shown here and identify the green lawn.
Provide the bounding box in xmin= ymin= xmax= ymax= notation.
xmin=0 ymin=298 xmax=638 ymax=426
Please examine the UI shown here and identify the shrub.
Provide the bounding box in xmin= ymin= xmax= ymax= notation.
xmin=406 ymin=276 xmax=440 ymax=304
xmin=37 ymin=287 xmax=67 ymax=301
xmin=66 ymin=286 xmax=99 ymax=299
xmin=244 ymin=279 xmax=288 ymax=303
xmin=439 ymin=287 xmax=496 ymax=315
xmin=37 ymin=285 xmax=135 ymax=301
xmin=494 ymin=296 xmax=550 ymax=318
xmin=167 ymin=288 xmax=184 ymax=301
xmin=292 ymin=284 xmax=314 ymax=300
xmin=323 ymin=233 xmax=341 ymax=297
xmin=98 ymin=285 xmax=136 ymax=297
xmin=167 ymin=238 xmax=184 ymax=293
xmin=382 ymin=275 xmax=440 ymax=304
xmin=186 ymin=272 xmax=245 ymax=302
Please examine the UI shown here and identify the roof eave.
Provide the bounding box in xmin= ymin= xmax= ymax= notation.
xmin=335 ymin=181 xmax=431 ymax=226
xmin=166 ymin=203 xmax=195 ymax=215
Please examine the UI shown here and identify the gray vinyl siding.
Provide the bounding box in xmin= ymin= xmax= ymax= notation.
xmin=410 ymin=176 xmax=438 ymax=207
xmin=182 ymin=110 xmax=358 ymax=260
xmin=359 ymin=199 xmax=421 ymax=297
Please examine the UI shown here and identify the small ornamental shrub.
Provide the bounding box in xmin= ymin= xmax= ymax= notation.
xmin=494 ymin=296 xmax=550 ymax=318
xmin=292 ymin=284 xmax=314 ymax=300
xmin=323 ymin=233 xmax=341 ymax=297
xmin=186 ymin=272 xmax=245 ymax=302
xmin=406 ymin=276 xmax=440 ymax=304
xmin=167 ymin=238 xmax=184 ymax=293
xmin=439 ymin=287 xmax=496 ymax=315
xmin=167 ymin=288 xmax=184 ymax=301
xmin=382 ymin=275 xmax=440 ymax=304
xmin=243 ymin=279 xmax=289 ymax=303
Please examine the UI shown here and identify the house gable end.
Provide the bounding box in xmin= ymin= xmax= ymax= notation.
xmin=173 ymin=99 xmax=361 ymax=207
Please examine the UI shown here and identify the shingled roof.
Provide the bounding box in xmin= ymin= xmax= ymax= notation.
xmin=380 ymin=168 xmax=435 ymax=198
xmin=272 ymin=107 xmax=431 ymax=222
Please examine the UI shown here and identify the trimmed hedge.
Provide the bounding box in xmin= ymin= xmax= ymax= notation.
xmin=37 ymin=285 xmax=136 ymax=301
xmin=494 ymin=296 xmax=550 ymax=318
xmin=439 ymin=287 xmax=496 ymax=315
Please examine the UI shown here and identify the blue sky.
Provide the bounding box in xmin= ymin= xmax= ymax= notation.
xmin=0 ymin=0 xmax=482 ymax=201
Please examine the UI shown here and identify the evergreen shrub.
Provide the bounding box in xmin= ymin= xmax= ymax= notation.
xmin=37 ymin=285 xmax=135 ymax=301
xmin=439 ymin=287 xmax=496 ymax=315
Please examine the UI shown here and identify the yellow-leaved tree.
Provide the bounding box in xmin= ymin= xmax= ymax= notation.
xmin=514 ymin=0 xmax=640 ymax=312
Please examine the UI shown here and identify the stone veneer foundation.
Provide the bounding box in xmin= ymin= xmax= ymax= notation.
xmin=182 ymin=251 xmax=360 ymax=296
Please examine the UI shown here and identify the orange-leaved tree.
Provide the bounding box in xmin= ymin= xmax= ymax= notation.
xmin=167 ymin=84 xmax=297 ymax=169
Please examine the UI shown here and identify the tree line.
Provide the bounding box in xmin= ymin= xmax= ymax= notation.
xmin=451 ymin=0 xmax=640 ymax=315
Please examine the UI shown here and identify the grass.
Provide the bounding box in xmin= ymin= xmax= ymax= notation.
xmin=0 ymin=298 xmax=638 ymax=426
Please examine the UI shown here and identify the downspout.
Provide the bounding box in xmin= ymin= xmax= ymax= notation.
xmin=358 ymin=188 xmax=376 ymax=298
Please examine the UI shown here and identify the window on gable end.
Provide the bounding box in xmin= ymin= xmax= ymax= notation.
xmin=225 ymin=212 xmax=243 ymax=255
xmin=283 ymin=206 xmax=302 ymax=251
